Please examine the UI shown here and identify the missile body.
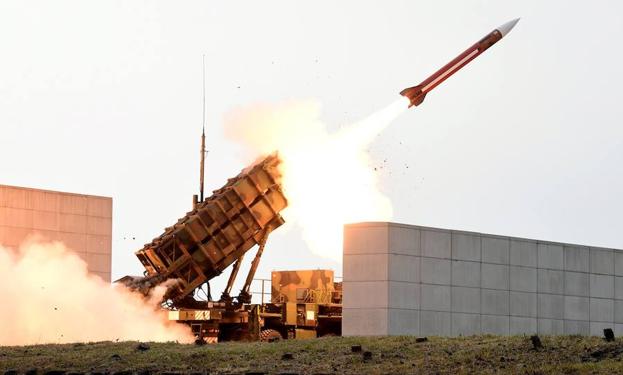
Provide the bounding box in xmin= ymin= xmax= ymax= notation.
xmin=401 ymin=19 xmax=519 ymax=107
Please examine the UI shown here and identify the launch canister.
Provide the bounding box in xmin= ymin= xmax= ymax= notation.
xmin=400 ymin=18 xmax=519 ymax=107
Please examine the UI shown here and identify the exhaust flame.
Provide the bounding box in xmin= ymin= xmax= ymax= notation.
xmin=0 ymin=238 xmax=194 ymax=346
xmin=226 ymin=97 xmax=409 ymax=261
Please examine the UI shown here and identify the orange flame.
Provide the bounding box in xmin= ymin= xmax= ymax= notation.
xmin=0 ymin=238 xmax=194 ymax=345
xmin=225 ymin=98 xmax=409 ymax=261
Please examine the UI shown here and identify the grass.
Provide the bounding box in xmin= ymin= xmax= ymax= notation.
xmin=2 ymin=335 xmax=623 ymax=374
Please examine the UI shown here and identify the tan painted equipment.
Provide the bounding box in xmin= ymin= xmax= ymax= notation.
xmin=120 ymin=153 xmax=341 ymax=341
xmin=266 ymin=270 xmax=342 ymax=338
xmin=125 ymin=154 xmax=286 ymax=306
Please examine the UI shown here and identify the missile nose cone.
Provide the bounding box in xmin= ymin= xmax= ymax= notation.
xmin=497 ymin=18 xmax=520 ymax=37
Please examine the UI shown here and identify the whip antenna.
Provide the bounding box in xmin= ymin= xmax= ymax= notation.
xmin=199 ymin=55 xmax=206 ymax=202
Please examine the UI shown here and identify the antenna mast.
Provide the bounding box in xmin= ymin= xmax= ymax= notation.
xmin=199 ymin=55 xmax=206 ymax=203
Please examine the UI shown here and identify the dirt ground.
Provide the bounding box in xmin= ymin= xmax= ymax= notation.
xmin=2 ymin=335 xmax=623 ymax=374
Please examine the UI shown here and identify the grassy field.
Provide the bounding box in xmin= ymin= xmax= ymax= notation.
xmin=2 ymin=335 xmax=623 ymax=374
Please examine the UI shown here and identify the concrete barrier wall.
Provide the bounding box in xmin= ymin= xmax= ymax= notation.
xmin=0 ymin=184 xmax=113 ymax=282
xmin=343 ymin=222 xmax=623 ymax=337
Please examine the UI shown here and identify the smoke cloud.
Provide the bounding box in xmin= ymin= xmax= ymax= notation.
xmin=225 ymin=98 xmax=408 ymax=261
xmin=0 ymin=238 xmax=193 ymax=346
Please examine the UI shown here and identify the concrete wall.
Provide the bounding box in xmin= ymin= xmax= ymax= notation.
xmin=343 ymin=222 xmax=623 ymax=337
xmin=0 ymin=184 xmax=112 ymax=282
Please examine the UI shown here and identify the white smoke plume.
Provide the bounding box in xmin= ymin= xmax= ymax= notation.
xmin=224 ymin=98 xmax=408 ymax=261
xmin=0 ymin=237 xmax=193 ymax=346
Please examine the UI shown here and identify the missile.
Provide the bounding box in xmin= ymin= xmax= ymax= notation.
xmin=400 ymin=18 xmax=519 ymax=107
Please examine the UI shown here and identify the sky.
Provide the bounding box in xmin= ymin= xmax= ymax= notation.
xmin=1 ymin=1 xmax=622 ymax=295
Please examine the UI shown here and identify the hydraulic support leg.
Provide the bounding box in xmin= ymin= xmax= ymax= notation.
xmin=238 ymin=225 xmax=272 ymax=304
xmin=220 ymin=254 xmax=245 ymax=303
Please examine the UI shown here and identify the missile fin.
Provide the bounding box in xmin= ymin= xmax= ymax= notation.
xmin=400 ymin=85 xmax=426 ymax=107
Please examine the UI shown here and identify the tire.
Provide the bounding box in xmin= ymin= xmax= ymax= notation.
xmin=260 ymin=329 xmax=282 ymax=342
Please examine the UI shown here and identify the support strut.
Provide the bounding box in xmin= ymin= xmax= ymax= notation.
xmin=238 ymin=225 xmax=272 ymax=304
xmin=220 ymin=255 xmax=245 ymax=303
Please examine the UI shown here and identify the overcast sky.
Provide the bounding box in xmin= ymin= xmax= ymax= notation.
xmin=1 ymin=1 xmax=622 ymax=293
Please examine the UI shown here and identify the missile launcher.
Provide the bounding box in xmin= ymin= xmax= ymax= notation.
xmin=128 ymin=153 xmax=287 ymax=303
